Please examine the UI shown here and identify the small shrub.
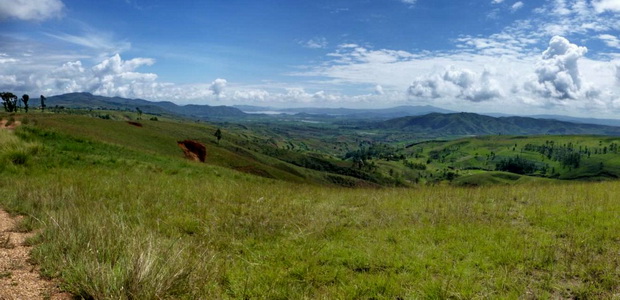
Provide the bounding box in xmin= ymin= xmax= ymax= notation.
xmin=7 ymin=150 xmax=28 ymax=165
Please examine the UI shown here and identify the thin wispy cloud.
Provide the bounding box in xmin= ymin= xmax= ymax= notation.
xmin=302 ymin=37 xmax=328 ymax=49
xmin=44 ymin=32 xmax=131 ymax=56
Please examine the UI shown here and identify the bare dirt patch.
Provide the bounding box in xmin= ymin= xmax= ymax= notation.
xmin=0 ymin=120 xmax=21 ymax=131
xmin=177 ymin=140 xmax=207 ymax=162
xmin=0 ymin=209 xmax=70 ymax=300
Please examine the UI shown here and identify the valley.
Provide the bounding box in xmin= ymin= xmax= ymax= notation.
xmin=2 ymin=97 xmax=620 ymax=297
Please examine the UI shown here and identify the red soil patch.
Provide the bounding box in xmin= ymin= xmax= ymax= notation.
xmin=0 ymin=120 xmax=21 ymax=131
xmin=177 ymin=140 xmax=207 ymax=162
xmin=126 ymin=121 xmax=143 ymax=127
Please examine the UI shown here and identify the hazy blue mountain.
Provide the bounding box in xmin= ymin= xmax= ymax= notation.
xmin=234 ymin=105 xmax=455 ymax=119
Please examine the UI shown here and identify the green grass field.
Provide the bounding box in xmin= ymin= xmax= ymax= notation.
xmin=2 ymin=112 xmax=620 ymax=298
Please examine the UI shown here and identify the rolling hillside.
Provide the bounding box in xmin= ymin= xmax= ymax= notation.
xmin=3 ymin=111 xmax=620 ymax=298
xmin=377 ymin=112 xmax=620 ymax=136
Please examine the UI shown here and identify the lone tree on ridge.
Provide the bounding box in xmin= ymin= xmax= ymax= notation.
xmin=21 ymin=94 xmax=29 ymax=112
xmin=214 ymin=128 xmax=222 ymax=144
xmin=40 ymin=95 xmax=46 ymax=112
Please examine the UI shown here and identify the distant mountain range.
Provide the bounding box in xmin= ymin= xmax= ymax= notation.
xmin=45 ymin=93 xmax=620 ymax=132
xmin=47 ymin=93 xmax=246 ymax=120
xmin=375 ymin=112 xmax=620 ymax=136
xmin=234 ymin=105 xmax=455 ymax=119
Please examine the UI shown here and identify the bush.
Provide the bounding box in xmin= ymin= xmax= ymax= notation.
xmin=7 ymin=150 xmax=28 ymax=165
xmin=496 ymin=156 xmax=538 ymax=175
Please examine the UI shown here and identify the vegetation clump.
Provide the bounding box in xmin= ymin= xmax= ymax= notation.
xmin=496 ymin=156 xmax=539 ymax=174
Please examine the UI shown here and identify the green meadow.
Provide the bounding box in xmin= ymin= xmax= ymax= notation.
xmin=2 ymin=112 xmax=620 ymax=298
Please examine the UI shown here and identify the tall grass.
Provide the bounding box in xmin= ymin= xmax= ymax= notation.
xmin=2 ymin=123 xmax=620 ymax=298
xmin=0 ymin=129 xmax=42 ymax=171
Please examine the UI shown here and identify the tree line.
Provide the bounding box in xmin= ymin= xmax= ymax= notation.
xmin=1 ymin=92 xmax=46 ymax=113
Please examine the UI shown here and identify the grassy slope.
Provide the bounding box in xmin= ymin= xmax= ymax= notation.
xmin=26 ymin=112 xmax=383 ymax=187
xmin=401 ymin=135 xmax=620 ymax=184
xmin=2 ymin=113 xmax=620 ymax=298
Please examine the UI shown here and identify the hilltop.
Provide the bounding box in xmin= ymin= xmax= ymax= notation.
xmin=375 ymin=112 xmax=620 ymax=136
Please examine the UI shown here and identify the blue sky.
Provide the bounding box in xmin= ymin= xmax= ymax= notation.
xmin=1 ymin=0 xmax=620 ymax=117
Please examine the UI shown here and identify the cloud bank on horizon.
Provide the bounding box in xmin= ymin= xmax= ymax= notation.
xmin=0 ymin=0 xmax=620 ymax=117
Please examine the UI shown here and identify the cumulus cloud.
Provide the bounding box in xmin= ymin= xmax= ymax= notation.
xmin=0 ymin=0 xmax=64 ymax=21
xmin=374 ymin=85 xmax=384 ymax=95
xmin=593 ymin=0 xmax=620 ymax=13
xmin=492 ymin=0 xmax=505 ymax=3
xmin=232 ymin=89 xmax=270 ymax=102
xmin=526 ymin=36 xmax=588 ymax=100
xmin=408 ymin=67 xmax=503 ymax=102
xmin=0 ymin=53 xmax=230 ymax=103
xmin=209 ymin=78 xmax=227 ymax=97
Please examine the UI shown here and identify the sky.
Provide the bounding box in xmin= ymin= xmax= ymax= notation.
xmin=1 ymin=0 xmax=620 ymax=117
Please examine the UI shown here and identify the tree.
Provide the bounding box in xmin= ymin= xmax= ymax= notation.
xmin=21 ymin=94 xmax=29 ymax=113
xmin=1 ymin=92 xmax=18 ymax=112
xmin=214 ymin=128 xmax=222 ymax=144
xmin=136 ymin=107 xmax=143 ymax=119
xmin=40 ymin=95 xmax=46 ymax=112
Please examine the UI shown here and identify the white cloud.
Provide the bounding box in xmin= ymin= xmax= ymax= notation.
xmin=374 ymin=85 xmax=384 ymax=95
xmin=0 ymin=0 xmax=63 ymax=21
xmin=302 ymin=37 xmax=328 ymax=49
xmin=525 ymin=36 xmax=588 ymax=100
xmin=45 ymin=32 xmax=131 ymax=57
xmin=0 ymin=74 xmax=22 ymax=87
xmin=593 ymin=0 xmax=620 ymax=13
xmin=401 ymin=0 xmax=417 ymax=5
xmin=599 ymin=34 xmax=620 ymax=48
xmin=511 ymin=1 xmax=524 ymax=12
xmin=232 ymin=89 xmax=270 ymax=102
xmin=0 ymin=53 xmax=18 ymax=64
xmin=492 ymin=0 xmax=505 ymax=3
xmin=209 ymin=78 xmax=227 ymax=96
xmin=0 ymin=53 xmax=231 ymax=103
xmin=408 ymin=67 xmax=503 ymax=102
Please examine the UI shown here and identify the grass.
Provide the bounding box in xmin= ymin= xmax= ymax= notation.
xmin=1 ymin=113 xmax=620 ymax=298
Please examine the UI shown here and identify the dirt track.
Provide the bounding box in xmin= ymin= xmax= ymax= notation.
xmin=0 ymin=209 xmax=69 ymax=300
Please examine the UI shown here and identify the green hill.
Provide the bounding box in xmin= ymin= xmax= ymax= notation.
xmin=3 ymin=111 xmax=620 ymax=298
xmin=377 ymin=112 xmax=620 ymax=136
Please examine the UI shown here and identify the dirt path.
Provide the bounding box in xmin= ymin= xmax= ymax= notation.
xmin=0 ymin=209 xmax=70 ymax=300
